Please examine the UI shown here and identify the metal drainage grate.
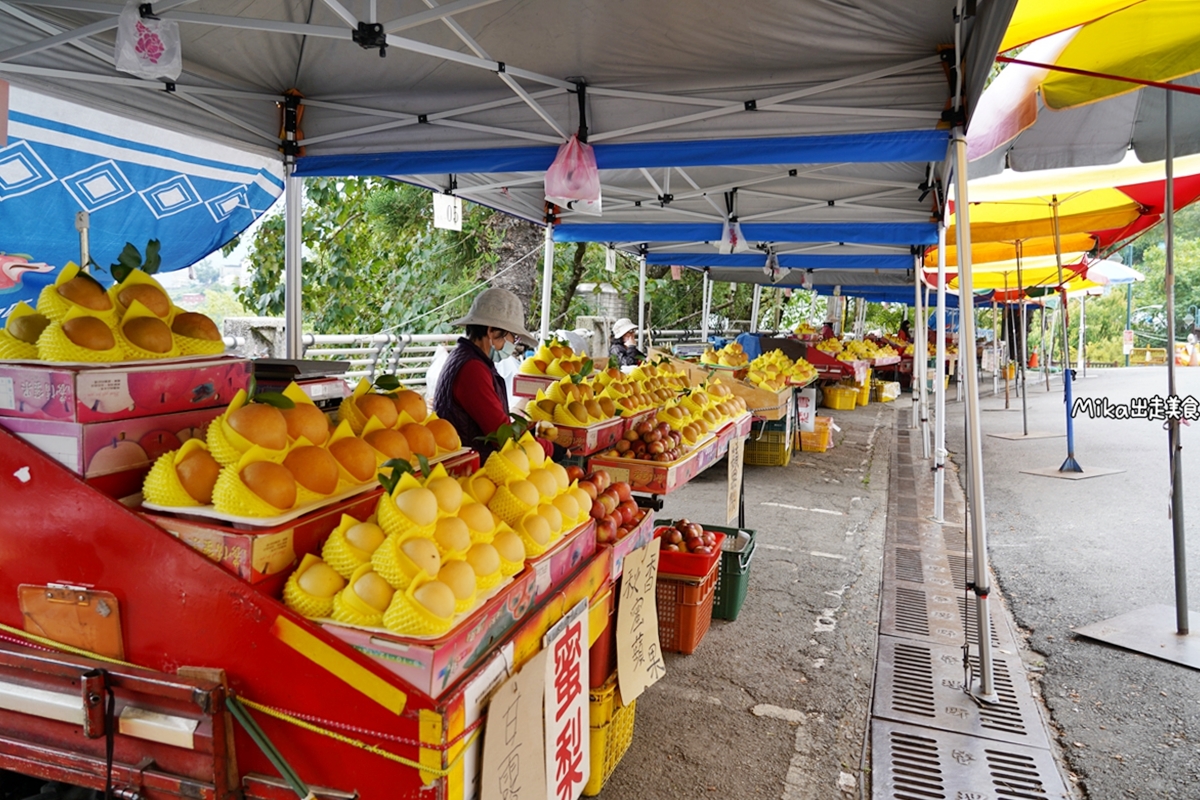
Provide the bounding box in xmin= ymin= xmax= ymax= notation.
xmin=890 ymin=586 xmax=931 ymax=636
xmin=958 ymin=596 xmax=1008 ymax=649
xmin=873 ymin=637 xmax=1049 ymax=748
xmin=947 ymin=552 xmax=975 ymax=589
xmin=943 ymin=524 xmax=969 ymax=553
xmin=893 ymin=519 xmax=921 ymax=546
xmin=893 ymin=547 xmax=925 ymax=583
xmin=872 ymin=720 xmax=1068 ymax=800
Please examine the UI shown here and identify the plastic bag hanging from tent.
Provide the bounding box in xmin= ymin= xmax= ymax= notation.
xmin=544 ymin=134 xmax=602 ymax=215
xmin=718 ymin=217 xmax=750 ymax=254
xmin=115 ymin=2 xmax=182 ymax=82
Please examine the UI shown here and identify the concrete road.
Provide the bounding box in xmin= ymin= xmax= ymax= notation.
xmin=947 ymin=366 xmax=1200 ymax=799
xmin=599 ymin=403 xmax=897 ymax=800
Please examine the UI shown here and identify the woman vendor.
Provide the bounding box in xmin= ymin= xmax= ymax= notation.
xmin=432 ymin=287 xmax=557 ymax=460
xmin=609 ymin=318 xmax=646 ymax=366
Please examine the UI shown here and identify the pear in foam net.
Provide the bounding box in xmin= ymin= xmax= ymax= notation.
xmin=206 ymin=389 xmax=288 ymax=467
xmin=423 ymin=463 xmax=463 ymax=515
xmin=325 ymin=420 xmax=379 ymax=490
xmin=492 ymin=525 xmax=526 ymax=576
xmin=484 ymin=439 xmax=530 ymax=485
xmin=283 ymin=554 xmax=346 ymax=618
xmin=437 ymin=559 xmax=477 ymax=614
xmin=37 ymin=263 xmax=116 ymax=325
xmin=381 ymin=574 xmax=456 ymax=636
xmin=36 ymin=306 xmax=123 ymax=363
xmin=377 ymin=470 xmax=439 ymax=539
xmin=280 ymin=382 xmax=331 ymax=446
xmin=466 ymin=542 xmax=503 ymax=592
xmin=109 ymin=269 xmax=172 ymax=319
xmin=114 ymin=299 xmax=179 ymax=360
xmin=372 ymin=531 xmax=441 ymax=590
xmin=283 ymin=437 xmax=341 ymax=505
xmin=322 ymin=514 xmax=386 ymax=578
xmin=211 ymin=447 xmax=297 ymax=518
xmin=337 ymin=378 xmax=392 ymax=435
xmin=0 ymin=302 xmax=48 ymax=360
xmin=143 ymin=438 xmax=221 ymax=507
xmin=331 ymin=564 xmax=394 ymax=628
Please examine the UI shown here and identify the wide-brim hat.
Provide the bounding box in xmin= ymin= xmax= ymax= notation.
xmin=612 ymin=318 xmax=637 ymax=339
xmin=453 ymin=288 xmax=536 ymax=346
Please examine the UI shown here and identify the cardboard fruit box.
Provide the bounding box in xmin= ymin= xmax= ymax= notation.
xmin=321 ymin=520 xmax=602 ymax=700
xmin=598 ymin=508 xmax=655 ymax=580
xmin=141 ymin=489 xmax=383 ymax=584
xmin=512 ymin=373 xmax=557 ymax=399
xmin=0 ymin=406 xmax=225 ymax=499
xmin=0 ymin=356 xmax=251 ymax=423
xmin=553 ymin=416 xmax=625 ymax=456
xmin=588 ymin=444 xmax=706 ymax=495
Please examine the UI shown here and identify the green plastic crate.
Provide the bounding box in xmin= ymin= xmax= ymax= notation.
xmin=708 ymin=525 xmax=757 ymax=620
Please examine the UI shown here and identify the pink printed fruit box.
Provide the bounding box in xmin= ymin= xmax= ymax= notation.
xmin=141 ymin=489 xmax=383 ymax=584
xmin=552 ymin=417 xmax=625 ymax=456
xmin=588 ymin=445 xmax=706 ymax=495
xmin=0 ymin=357 xmax=251 ymax=423
xmin=0 ymin=406 xmax=226 ymax=499
xmin=512 ymin=373 xmax=557 ymax=399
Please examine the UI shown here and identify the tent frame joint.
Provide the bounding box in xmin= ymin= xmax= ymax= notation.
xmin=352 ymin=21 xmax=387 ymax=57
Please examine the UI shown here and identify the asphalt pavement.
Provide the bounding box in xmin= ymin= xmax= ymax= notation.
xmin=601 ymin=402 xmax=896 ymax=800
xmin=947 ymin=365 xmax=1200 ymax=799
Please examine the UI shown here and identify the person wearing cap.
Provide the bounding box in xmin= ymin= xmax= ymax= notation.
xmin=609 ymin=318 xmax=646 ymax=366
xmin=432 ymin=287 xmax=555 ymax=460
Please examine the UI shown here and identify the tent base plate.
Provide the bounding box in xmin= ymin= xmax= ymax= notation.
xmin=1075 ymin=604 xmax=1200 ymax=670
xmin=1019 ymin=465 xmax=1124 ymax=480
xmin=987 ymin=431 xmax=1065 ymax=440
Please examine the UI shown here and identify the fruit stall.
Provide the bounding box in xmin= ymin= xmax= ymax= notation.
xmin=0 ymin=271 xmax=759 ymax=800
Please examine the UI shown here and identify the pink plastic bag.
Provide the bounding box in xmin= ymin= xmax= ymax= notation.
xmin=115 ymin=1 xmax=182 ymax=82
xmin=545 ymin=135 xmax=602 ymax=215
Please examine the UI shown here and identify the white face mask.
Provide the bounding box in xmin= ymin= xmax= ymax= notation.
xmin=490 ymin=335 xmax=517 ymax=362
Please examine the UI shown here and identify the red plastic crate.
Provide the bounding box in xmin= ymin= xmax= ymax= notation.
xmin=652 ymin=522 xmax=724 ymax=578
xmin=656 ymin=559 xmax=719 ymax=654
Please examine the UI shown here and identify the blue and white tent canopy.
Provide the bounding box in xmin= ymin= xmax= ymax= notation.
xmin=1 ymin=87 xmax=283 ymax=314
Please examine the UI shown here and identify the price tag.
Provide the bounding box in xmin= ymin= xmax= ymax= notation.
xmin=1123 ymin=329 xmax=1134 ymax=355
xmin=481 ymin=649 xmax=545 ymax=800
xmin=543 ymin=600 xmax=590 ymax=800
xmin=433 ymin=193 xmax=462 ymax=231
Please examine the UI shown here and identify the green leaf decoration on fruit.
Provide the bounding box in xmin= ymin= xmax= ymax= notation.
xmin=252 ymin=391 xmax=296 ymax=410
xmin=374 ymin=374 xmax=402 ymax=393
xmin=378 ymin=458 xmax=415 ymax=493
xmin=109 ymin=239 xmax=162 ymax=283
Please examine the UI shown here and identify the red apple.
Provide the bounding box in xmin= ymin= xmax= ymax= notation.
xmin=617 ymin=499 xmax=638 ymax=525
xmin=635 ymin=420 xmax=654 ymax=436
xmin=578 ymin=481 xmax=598 ymax=500
xmin=565 ymin=465 xmax=586 ymax=483
xmin=597 ymin=515 xmax=619 ymax=543
xmin=614 ymin=482 xmax=632 ymax=503
xmin=590 ymin=498 xmax=607 ymax=520
xmin=587 ymin=470 xmax=612 ymax=493
xmin=624 ymin=428 xmax=640 ymax=442
xmin=615 ymin=439 xmax=631 ymax=453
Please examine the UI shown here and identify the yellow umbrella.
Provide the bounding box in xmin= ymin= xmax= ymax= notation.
xmin=999 ymin=0 xmax=1200 ymax=108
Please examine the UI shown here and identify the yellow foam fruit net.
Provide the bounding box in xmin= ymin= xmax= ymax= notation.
xmin=175 ymin=314 xmax=227 ymax=357
xmin=337 ymin=378 xmax=376 ymax=436
xmin=108 ymin=269 xmax=172 ymax=318
xmin=206 ymin=389 xmax=287 ymax=467
xmin=513 ymin=512 xmax=549 ymax=558
xmin=331 ymin=565 xmax=389 ymax=628
xmin=487 ymin=483 xmax=535 ymax=526
xmin=371 ymin=529 xmax=438 ymax=590
xmin=115 ymin=299 xmax=180 ymax=361
xmin=495 ymin=523 xmax=525 ymax=577
xmin=460 ymin=470 xmax=496 ymax=504
xmin=36 ymin=262 xmax=118 ymax=326
xmin=382 ymin=575 xmax=455 ymax=637
xmin=142 ymin=438 xmax=213 ymax=507
xmin=36 ymin=305 xmax=124 ymax=363
xmin=211 ymin=446 xmax=295 ymax=518
xmin=484 ymin=441 xmax=530 ymax=485
xmin=474 ymin=562 xmax=503 ymax=593
xmin=0 ymin=301 xmax=42 ymax=360
xmin=458 ymin=502 xmax=498 ymax=544
xmin=320 ymin=513 xmax=376 ymax=578
xmin=283 ymin=554 xmax=342 ymax=619
xmin=442 ymin=557 xmax=478 ymax=614
xmin=376 ymin=471 xmax=436 ymax=539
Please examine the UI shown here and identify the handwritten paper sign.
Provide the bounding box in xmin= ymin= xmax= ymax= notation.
xmin=616 ymin=538 xmax=665 ymax=702
xmin=726 ymin=435 xmax=744 ymax=525
xmin=481 ymin=649 xmax=545 ymax=800
xmin=543 ymin=599 xmax=590 ymax=800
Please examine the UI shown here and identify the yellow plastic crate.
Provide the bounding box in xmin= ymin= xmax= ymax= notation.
xmin=871 ymin=380 xmax=900 ymax=402
xmin=582 ymin=674 xmax=638 ymax=796
xmin=797 ymin=416 xmax=833 ymax=452
xmin=745 ymin=429 xmax=791 ymax=466
xmin=822 ymin=385 xmax=857 ymax=410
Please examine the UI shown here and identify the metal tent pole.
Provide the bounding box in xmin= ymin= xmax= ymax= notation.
xmin=921 ymin=285 xmax=931 ymax=459
xmin=1165 ymin=88 xmax=1189 ymax=634
xmin=638 ymin=254 xmax=647 ymax=350
xmin=1078 ymin=293 xmax=1087 ymax=378
xmin=1051 ymin=197 xmax=1083 ymax=472
xmin=750 ymin=283 xmax=762 ymax=333
xmin=933 ymin=222 xmax=947 ymax=522
xmin=912 ymin=262 xmax=922 ymax=431
xmin=1003 ymin=274 xmax=1010 ymax=408
xmin=992 ymin=297 xmax=999 ymax=397
xmin=953 ymin=129 xmax=997 ymax=703
xmin=539 ymin=223 xmax=555 ymax=341
xmin=1016 ymin=253 xmax=1029 ymax=436
xmin=283 ymin=165 xmax=303 ymax=359
xmin=700 ymin=272 xmax=711 ymax=343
